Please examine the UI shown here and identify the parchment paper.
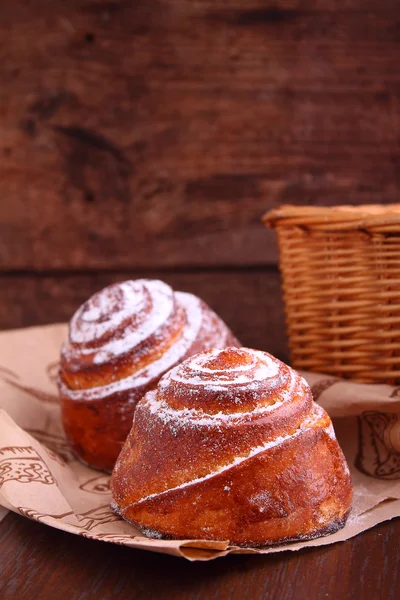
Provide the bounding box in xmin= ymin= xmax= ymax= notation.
xmin=0 ymin=324 xmax=399 ymax=561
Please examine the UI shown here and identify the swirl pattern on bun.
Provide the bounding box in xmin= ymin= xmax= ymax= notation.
xmin=111 ymin=347 xmax=353 ymax=546
xmin=58 ymin=280 xmax=239 ymax=471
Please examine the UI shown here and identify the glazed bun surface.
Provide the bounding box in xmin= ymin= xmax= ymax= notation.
xmin=58 ymin=280 xmax=239 ymax=471
xmin=111 ymin=347 xmax=353 ymax=546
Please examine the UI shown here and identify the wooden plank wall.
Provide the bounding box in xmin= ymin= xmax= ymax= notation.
xmin=1 ymin=0 xmax=399 ymax=361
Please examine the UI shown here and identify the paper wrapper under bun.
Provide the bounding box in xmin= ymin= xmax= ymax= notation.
xmin=0 ymin=324 xmax=400 ymax=561
xmin=307 ymin=373 xmax=400 ymax=480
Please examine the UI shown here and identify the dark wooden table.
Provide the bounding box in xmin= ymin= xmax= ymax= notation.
xmin=1 ymin=508 xmax=399 ymax=599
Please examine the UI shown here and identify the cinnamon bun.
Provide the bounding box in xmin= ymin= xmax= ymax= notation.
xmin=58 ymin=280 xmax=239 ymax=471
xmin=110 ymin=347 xmax=353 ymax=546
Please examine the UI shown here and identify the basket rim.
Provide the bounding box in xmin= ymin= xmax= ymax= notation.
xmin=263 ymin=204 xmax=400 ymax=232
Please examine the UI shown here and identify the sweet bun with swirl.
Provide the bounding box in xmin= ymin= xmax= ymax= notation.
xmin=58 ymin=279 xmax=239 ymax=471
xmin=110 ymin=347 xmax=353 ymax=547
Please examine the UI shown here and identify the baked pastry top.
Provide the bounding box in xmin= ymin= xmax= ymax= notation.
xmin=110 ymin=346 xmax=353 ymax=546
xmin=58 ymin=279 xmax=239 ymax=471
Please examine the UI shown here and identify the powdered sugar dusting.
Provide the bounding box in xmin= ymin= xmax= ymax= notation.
xmin=143 ymin=371 xmax=300 ymax=425
xmin=70 ymin=281 xmax=162 ymax=343
xmin=70 ymin=280 xmax=176 ymax=364
xmin=61 ymin=291 xmax=223 ymax=401
xmin=159 ymin=348 xmax=281 ymax=398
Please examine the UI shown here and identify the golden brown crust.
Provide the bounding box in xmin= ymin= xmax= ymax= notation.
xmin=58 ymin=280 xmax=239 ymax=471
xmin=110 ymin=347 xmax=353 ymax=546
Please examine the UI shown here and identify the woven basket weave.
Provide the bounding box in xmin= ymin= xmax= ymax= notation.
xmin=263 ymin=204 xmax=400 ymax=385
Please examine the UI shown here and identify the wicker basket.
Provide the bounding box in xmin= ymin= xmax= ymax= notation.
xmin=263 ymin=204 xmax=400 ymax=385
